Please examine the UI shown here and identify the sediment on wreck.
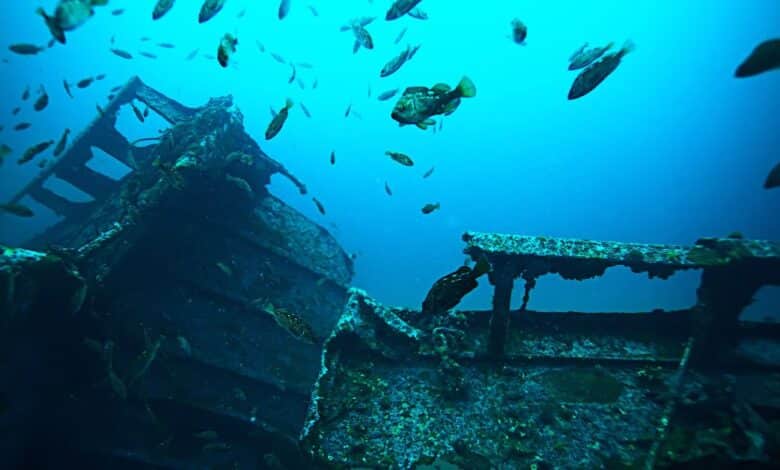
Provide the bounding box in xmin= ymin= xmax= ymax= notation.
xmin=302 ymin=232 xmax=780 ymax=469
xmin=1 ymin=77 xmax=352 ymax=469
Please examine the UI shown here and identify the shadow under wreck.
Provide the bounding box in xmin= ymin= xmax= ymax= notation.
xmin=302 ymin=232 xmax=780 ymax=469
xmin=1 ymin=77 xmax=352 ymax=469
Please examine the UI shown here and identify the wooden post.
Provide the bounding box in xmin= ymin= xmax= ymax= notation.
xmin=488 ymin=261 xmax=514 ymax=357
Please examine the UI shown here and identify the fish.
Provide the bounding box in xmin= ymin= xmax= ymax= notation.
xmin=53 ymin=128 xmax=70 ymax=156
xmin=735 ymin=39 xmax=780 ymax=78
xmin=0 ymin=203 xmax=34 ymax=217
xmin=312 ymin=78 xmax=318 ymax=89
xmin=143 ymin=107 xmax=150 ymax=118
xmin=422 ymin=166 xmax=434 ymax=178
xmin=394 ymin=27 xmax=408 ymax=45
xmin=12 ymin=107 xmax=20 ymax=116
xmin=140 ymin=36 xmax=151 ymax=42
xmin=296 ymin=62 xmax=313 ymax=69
xmin=9 ymin=44 xmax=44 ymax=55
xmin=568 ymin=40 xmax=634 ymax=100
xmin=139 ymin=51 xmax=158 ymax=59
xmin=295 ymin=77 xmax=306 ymax=90
xmin=34 ymin=0 xmax=107 ymax=43
xmin=568 ymin=42 xmax=613 ymax=70
xmin=33 ymin=86 xmax=49 ymax=111
xmin=48 ymin=38 xmax=57 ymax=48
xmin=288 ymin=64 xmax=296 ymax=84
xmin=216 ymin=261 xmax=233 ymax=277
xmin=111 ymin=8 xmax=124 ymax=15
xmin=218 ymin=33 xmax=238 ymax=68
xmin=176 ymin=336 xmax=192 ymax=357
xmin=185 ymin=48 xmax=199 ymax=60
xmin=22 ymin=86 xmax=30 ymax=101
xmin=265 ymin=99 xmax=293 ymax=140
xmin=110 ymin=48 xmax=133 ymax=59
xmin=386 ymin=151 xmax=414 ymax=166
xmin=77 ymin=77 xmax=94 ymax=88
xmin=236 ymin=8 xmax=246 ymax=18
xmin=18 ymin=140 xmax=54 ymax=165
xmin=330 ymin=150 xmax=335 ymax=165
xmin=63 ymin=80 xmax=73 ymax=98
xmin=765 ymin=162 xmax=780 ymax=189
xmin=153 ymin=0 xmax=175 ymax=20
xmin=262 ymin=303 xmax=319 ymax=343
xmin=130 ymin=102 xmax=145 ymax=123
xmin=157 ymin=42 xmax=176 ymax=49
xmin=384 ymin=181 xmax=393 ymax=196
xmin=367 ymin=84 xmax=372 ymax=97
xmin=278 ymin=0 xmax=291 ymax=19
xmin=352 ymin=25 xmax=374 ymax=53
xmin=95 ymin=73 xmax=106 ymax=80
xmin=421 ymin=202 xmax=440 ymax=214
xmin=96 ymin=104 xmax=105 ymax=116
xmin=421 ymin=256 xmax=490 ymax=314
xmin=110 ymin=85 xmax=122 ymax=92
xmin=307 ymin=5 xmax=318 ymax=16
xmin=377 ymin=88 xmax=400 ymax=101
xmin=350 ymin=110 xmax=363 ymax=120
xmin=13 ymin=123 xmax=31 ymax=131
xmin=270 ymin=52 xmax=286 ymax=64
xmin=0 ymin=144 xmax=12 ymax=164
xmin=380 ymin=44 xmax=421 ymax=77
xmin=407 ymin=8 xmax=428 ymax=20
xmin=312 ymin=197 xmax=326 ymax=215
xmin=199 ymin=0 xmax=226 ymax=24
xmin=391 ymin=76 xmax=477 ymax=129
xmin=510 ymin=18 xmax=527 ymax=45
xmin=256 ymin=40 xmax=266 ymax=53
xmin=300 ymin=102 xmax=311 ymax=118
xmin=386 ymin=0 xmax=423 ymax=21
xmin=344 ymin=103 xmax=352 ymax=117
xmin=202 ymin=53 xmax=216 ymax=60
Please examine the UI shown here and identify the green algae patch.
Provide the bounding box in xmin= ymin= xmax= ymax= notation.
xmin=537 ymin=369 xmax=624 ymax=403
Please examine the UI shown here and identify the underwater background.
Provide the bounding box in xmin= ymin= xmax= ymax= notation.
xmin=0 ymin=0 xmax=779 ymax=316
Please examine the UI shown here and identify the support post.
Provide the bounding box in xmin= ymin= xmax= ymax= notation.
xmin=488 ymin=261 xmax=514 ymax=357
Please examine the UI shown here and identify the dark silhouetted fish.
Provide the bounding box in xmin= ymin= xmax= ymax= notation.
xmin=300 ymin=102 xmax=311 ymax=118
xmin=568 ymin=42 xmax=613 ymax=70
xmin=394 ymin=27 xmax=408 ymax=45
xmin=33 ymin=85 xmax=49 ymax=111
xmin=735 ymin=39 xmax=780 ymax=78
xmin=14 ymin=123 xmax=31 ymax=131
xmin=153 ymin=0 xmax=175 ymax=20
xmin=422 ymin=256 xmax=490 ymax=314
xmin=77 ymin=77 xmax=94 ymax=88
xmin=312 ymin=197 xmax=326 ymax=215
xmin=330 ymin=150 xmax=335 ymax=165
xmin=386 ymin=150 xmax=413 ymax=166
xmin=279 ymin=0 xmax=291 ymax=20
xmin=185 ymin=48 xmax=199 ymax=60
xmin=9 ymin=43 xmax=44 ymax=55
xmin=422 ymin=166 xmax=434 ymax=178
xmin=765 ymin=162 xmax=780 ymax=189
xmin=22 ymin=86 xmax=30 ymax=101
xmin=111 ymin=8 xmax=125 ymax=16
xmin=384 ymin=181 xmax=393 ymax=196
xmin=421 ymin=202 xmax=439 ymax=214
xmin=63 ymin=80 xmax=73 ymax=98
xmin=386 ymin=0 xmax=422 ymax=21
xmin=140 ymin=51 xmax=158 ymax=59
xmin=157 ymin=42 xmax=175 ymax=49
xmin=18 ymin=140 xmax=54 ymax=165
xmin=568 ymin=40 xmax=634 ymax=100
xmin=378 ymin=88 xmax=399 ymax=101
xmin=407 ymin=8 xmax=428 ymax=20
xmin=199 ymin=0 xmax=226 ymax=23
xmin=110 ymin=48 xmax=133 ymax=59
xmin=0 ymin=203 xmax=34 ymax=217
xmin=380 ymin=44 xmax=420 ymax=77
xmin=53 ymin=128 xmax=70 ymax=156
xmin=265 ymin=99 xmax=293 ymax=140
xmin=307 ymin=5 xmax=318 ymax=16
xmin=12 ymin=107 xmax=20 ymax=116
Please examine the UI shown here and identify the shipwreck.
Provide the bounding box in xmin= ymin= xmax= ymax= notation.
xmin=2 ymin=78 xmax=780 ymax=469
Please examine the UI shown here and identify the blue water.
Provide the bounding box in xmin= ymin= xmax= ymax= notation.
xmin=1 ymin=1 xmax=779 ymax=314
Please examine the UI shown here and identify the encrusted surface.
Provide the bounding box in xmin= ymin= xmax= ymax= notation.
xmin=302 ymin=290 xmax=780 ymax=469
xmin=463 ymin=232 xmax=780 ymax=280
